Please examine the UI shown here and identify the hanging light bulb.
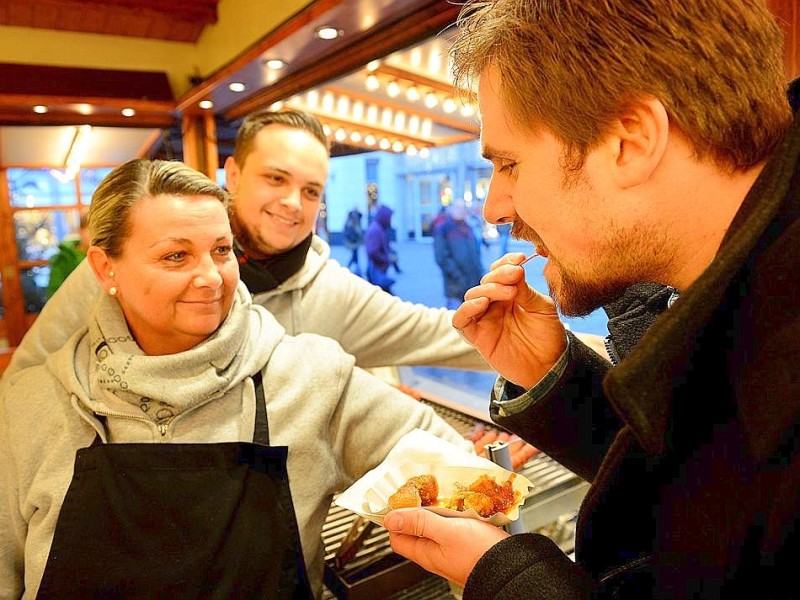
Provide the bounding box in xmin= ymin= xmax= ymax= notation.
xmin=365 ymin=134 xmax=377 ymax=146
xmin=406 ymin=85 xmax=421 ymax=102
xmin=424 ymin=92 xmax=439 ymax=108
xmin=365 ymin=74 xmax=380 ymax=92
xmin=379 ymin=138 xmax=391 ymax=150
xmin=335 ymin=128 xmax=347 ymax=142
xmin=386 ymin=80 xmax=401 ymax=98
xmin=392 ymin=141 xmax=404 ymax=153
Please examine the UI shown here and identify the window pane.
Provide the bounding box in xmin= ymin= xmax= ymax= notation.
xmin=21 ymin=266 xmax=49 ymax=314
xmin=8 ymin=168 xmax=79 ymax=208
xmin=14 ymin=210 xmax=79 ymax=261
xmin=79 ymin=167 xmax=114 ymax=203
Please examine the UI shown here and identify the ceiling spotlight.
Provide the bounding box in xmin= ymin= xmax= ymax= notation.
xmin=323 ymin=124 xmax=332 ymax=136
xmin=229 ymin=82 xmax=246 ymax=92
xmin=264 ymin=59 xmax=287 ymax=70
xmin=199 ymin=100 xmax=214 ymax=110
xmin=424 ymin=92 xmax=439 ymax=108
xmin=335 ymin=128 xmax=347 ymax=142
xmin=364 ymin=134 xmax=377 ymax=146
xmin=270 ymin=101 xmax=284 ymax=111
xmin=77 ymin=103 xmax=93 ymax=115
xmin=121 ymin=108 xmax=136 ymax=117
xmin=392 ymin=140 xmax=404 ymax=153
xmin=419 ymin=147 xmax=430 ymax=159
xmin=33 ymin=105 xmax=48 ymax=114
xmin=366 ymin=60 xmax=381 ymax=72
xmin=315 ymin=26 xmax=342 ymax=40
xmin=365 ymin=74 xmax=380 ymax=92
xmin=350 ymin=131 xmax=362 ymax=143
xmin=406 ymin=145 xmax=418 ymax=156
xmin=379 ymin=138 xmax=391 ymax=150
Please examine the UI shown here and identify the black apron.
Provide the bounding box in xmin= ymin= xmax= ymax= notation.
xmin=37 ymin=372 xmax=313 ymax=599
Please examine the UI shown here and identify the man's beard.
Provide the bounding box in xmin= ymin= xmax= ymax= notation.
xmin=229 ymin=205 xmax=269 ymax=258
xmin=510 ymin=221 xmax=631 ymax=317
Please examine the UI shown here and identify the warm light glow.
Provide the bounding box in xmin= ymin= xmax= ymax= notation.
xmin=315 ymin=26 xmax=341 ymax=40
xmin=352 ymin=101 xmax=364 ymax=121
xmin=121 ymin=108 xmax=135 ymax=117
xmin=322 ymin=92 xmax=335 ymax=112
xmin=33 ymin=105 xmax=48 ymax=114
xmin=366 ymin=60 xmax=381 ymax=72
xmin=364 ymin=134 xmax=376 ymax=146
xmin=408 ymin=115 xmax=420 ymax=135
xmin=460 ymin=104 xmax=476 ymax=117
xmin=336 ymin=95 xmax=350 ymax=116
xmin=386 ymin=80 xmax=401 ymax=98
xmin=428 ymin=51 xmax=443 ymax=76
xmin=365 ymin=74 xmax=380 ymax=92
xmin=392 ymin=141 xmax=404 ymax=153
xmin=442 ymin=98 xmax=457 ymax=113
xmin=381 ymin=108 xmax=393 ymax=128
xmin=424 ymin=92 xmax=439 ymax=108
xmin=406 ymin=86 xmax=421 ymax=102
xmin=393 ymin=111 xmax=406 ymax=131
xmin=52 ymin=124 xmax=93 ymax=182
xmin=350 ymin=131 xmax=362 ymax=143
xmin=421 ymin=119 xmax=433 ymax=137
xmin=406 ymin=145 xmax=418 ymax=156
xmin=419 ymin=147 xmax=430 ymax=159
xmin=270 ymin=101 xmax=284 ymax=111
xmin=323 ymin=124 xmax=332 ymax=136
xmin=366 ymin=105 xmax=378 ymax=123
xmin=306 ymin=90 xmax=319 ymax=108
xmin=199 ymin=100 xmax=214 ymax=109
xmin=77 ymin=103 xmax=93 ymax=115
xmin=265 ymin=59 xmax=287 ymax=70
xmin=229 ymin=82 xmax=246 ymax=92
xmin=335 ymin=128 xmax=347 ymax=142
xmin=379 ymin=138 xmax=391 ymax=150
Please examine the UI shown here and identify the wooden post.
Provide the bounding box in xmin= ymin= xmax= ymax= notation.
xmin=182 ymin=111 xmax=219 ymax=180
xmin=0 ymin=168 xmax=26 ymax=346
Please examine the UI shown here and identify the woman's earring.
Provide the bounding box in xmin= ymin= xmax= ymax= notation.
xmin=109 ymin=286 xmax=117 ymax=296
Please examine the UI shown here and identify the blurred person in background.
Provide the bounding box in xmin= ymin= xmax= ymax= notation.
xmin=364 ymin=204 xmax=397 ymax=294
xmin=434 ymin=199 xmax=484 ymax=309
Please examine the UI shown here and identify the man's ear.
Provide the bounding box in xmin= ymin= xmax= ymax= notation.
xmin=86 ymin=247 xmax=115 ymax=294
xmin=224 ymin=156 xmax=240 ymax=194
xmin=606 ymin=96 xmax=670 ymax=189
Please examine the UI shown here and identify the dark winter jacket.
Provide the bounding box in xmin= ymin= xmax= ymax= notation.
xmin=465 ymin=110 xmax=800 ymax=599
xmin=433 ymin=217 xmax=484 ymax=300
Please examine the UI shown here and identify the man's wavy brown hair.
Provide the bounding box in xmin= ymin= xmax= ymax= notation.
xmin=451 ymin=0 xmax=792 ymax=172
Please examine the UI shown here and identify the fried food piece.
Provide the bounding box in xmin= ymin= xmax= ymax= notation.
xmin=387 ymin=474 xmax=438 ymax=509
xmin=388 ymin=483 xmax=423 ymax=509
xmin=441 ymin=491 xmax=495 ymax=517
xmin=406 ymin=475 xmax=438 ymax=506
xmin=468 ymin=473 xmax=519 ymax=516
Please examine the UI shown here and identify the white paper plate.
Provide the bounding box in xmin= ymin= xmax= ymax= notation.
xmin=335 ymin=429 xmax=534 ymax=527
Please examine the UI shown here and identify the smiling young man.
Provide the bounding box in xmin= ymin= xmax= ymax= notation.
xmin=5 ymin=109 xmax=494 ymax=379
xmin=384 ymin=1 xmax=800 ymax=598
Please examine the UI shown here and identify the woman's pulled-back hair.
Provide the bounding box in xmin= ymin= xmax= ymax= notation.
xmin=89 ymin=159 xmax=229 ymax=257
xmin=233 ymin=108 xmax=329 ymax=168
xmin=451 ymin=0 xmax=792 ymax=172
